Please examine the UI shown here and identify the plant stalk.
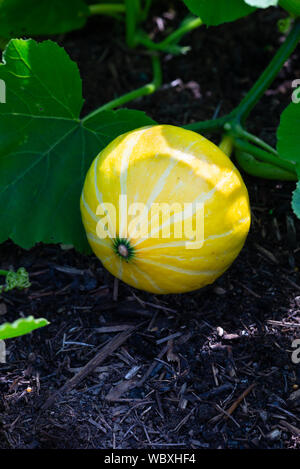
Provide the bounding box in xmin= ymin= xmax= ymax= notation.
xmin=219 ymin=135 xmax=234 ymax=158
xmin=235 ymin=151 xmax=297 ymax=181
xmin=160 ymin=16 xmax=202 ymax=47
xmin=184 ymin=19 xmax=300 ymax=131
xmin=82 ymin=55 xmax=162 ymax=120
xmin=125 ymin=0 xmax=140 ymax=47
xmin=232 ymin=125 xmax=279 ymax=156
xmin=235 ymin=18 xmax=300 ymax=122
xmin=234 ymin=138 xmax=297 ymax=175
xmin=140 ymin=0 xmax=153 ymax=21
xmin=138 ymin=16 xmax=202 ymax=54
xmin=89 ymin=4 xmax=126 ymax=15
xmin=184 ymin=112 xmax=235 ymax=132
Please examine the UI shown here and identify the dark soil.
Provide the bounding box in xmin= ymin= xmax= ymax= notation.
xmin=1 ymin=5 xmax=300 ymax=450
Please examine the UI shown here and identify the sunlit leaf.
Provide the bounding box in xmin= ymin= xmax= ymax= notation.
xmin=0 ymin=316 xmax=49 ymax=340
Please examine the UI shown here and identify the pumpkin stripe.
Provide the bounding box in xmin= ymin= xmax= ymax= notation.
xmin=132 ymin=170 xmax=234 ymax=248
xmin=81 ymin=192 xmax=99 ymax=223
xmin=132 ymin=264 xmax=164 ymax=293
xmin=129 ymin=158 xmax=179 ymax=236
xmin=138 ymin=240 xmax=191 ymax=252
xmin=87 ymin=232 xmax=111 ymax=249
xmin=94 ymin=155 xmax=114 ymax=234
xmin=119 ymin=129 xmax=148 ymax=238
xmin=128 ymin=141 xmax=199 ymax=240
xmin=138 ymin=257 xmax=222 ymax=276
xmin=137 ymin=215 xmax=250 ymax=254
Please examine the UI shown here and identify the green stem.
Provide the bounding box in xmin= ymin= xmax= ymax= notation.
xmin=234 ymin=138 xmax=297 ymax=175
xmin=231 ymin=124 xmax=279 ymax=156
xmin=140 ymin=0 xmax=152 ymax=21
xmin=219 ymin=135 xmax=234 ymax=158
xmin=184 ymin=112 xmax=234 ymax=132
xmin=160 ymin=16 xmax=202 ymax=47
xmin=235 ymin=151 xmax=297 ymax=181
xmin=137 ymin=34 xmax=190 ymax=55
xmin=82 ymin=55 xmax=162 ymax=120
xmin=137 ymin=16 xmax=202 ymax=54
xmin=235 ymin=18 xmax=300 ymax=122
xmin=183 ymin=19 xmax=300 ymax=132
xmin=125 ymin=0 xmax=140 ymax=47
xmin=89 ymin=4 xmax=126 ymax=15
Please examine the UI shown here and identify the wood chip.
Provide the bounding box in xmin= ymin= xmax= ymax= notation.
xmin=279 ymin=419 xmax=300 ymax=436
xmin=95 ymin=325 xmax=132 ymax=333
xmin=255 ymin=243 xmax=279 ymax=264
xmin=105 ymin=379 xmax=137 ymax=401
xmin=156 ymin=332 xmax=181 ymax=345
xmin=42 ymin=325 xmax=139 ymax=410
xmin=225 ymin=383 xmax=256 ymax=417
xmin=0 ymin=303 xmax=7 ymax=316
xmin=0 ymin=340 xmax=6 ymax=363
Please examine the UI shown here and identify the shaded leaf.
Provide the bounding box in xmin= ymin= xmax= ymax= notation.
xmin=0 ymin=0 xmax=89 ymax=38
xmin=277 ymin=94 xmax=300 ymax=168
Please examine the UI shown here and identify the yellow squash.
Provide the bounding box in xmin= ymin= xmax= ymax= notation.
xmin=80 ymin=125 xmax=251 ymax=294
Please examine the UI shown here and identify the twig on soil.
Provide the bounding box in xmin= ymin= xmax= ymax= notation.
xmin=225 ymin=383 xmax=256 ymax=417
xmin=156 ymin=332 xmax=182 ymax=345
xmin=235 ymin=280 xmax=261 ymax=298
xmin=136 ymin=343 xmax=169 ymax=386
xmin=171 ymin=408 xmax=195 ymax=433
xmin=95 ymin=324 xmax=132 ymax=333
xmin=42 ymin=325 xmax=140 ymax=410
xmin=267 ymin=320 xmax=300 ymax=328
xmin=279 ymin=420 xmax=300 ymax=436
xmin=283 ymin=275 xmax=300 ymax=292
xmin=113 ymin=277 xmax=119 ymax=301
xmin=255 ymin=243 xmax=279 ymax=264
xmin=214 ymin=403 xmax=240 ymax=428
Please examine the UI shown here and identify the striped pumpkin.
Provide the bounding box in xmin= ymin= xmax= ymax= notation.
xmin=80 ymin=125 xmax=251 ymax=294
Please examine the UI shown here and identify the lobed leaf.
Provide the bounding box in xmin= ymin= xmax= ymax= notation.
xmin=277 ymin=93 xmax=300 ymax=219
xmin=277 ymin=93 xmax=300 ymax=168
xmin=0 ymin=39 xmax=156 ymax=252
xmin=0 ymin=316 xmax=49 ymax=340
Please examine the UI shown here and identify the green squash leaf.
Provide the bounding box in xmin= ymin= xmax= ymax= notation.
xmin=0 ymin=316 xmax=49 ymax=340
xmin=0 ymin=39 xmax=156 ymax=252
xmin=182 ymin=0 xmax=256 ymax=26
xmin=277 ymin=94 xmax=300 ymax=219
xmin=277 ymin=92 xmax=300 ymax=167
xmin=0 ymin=0 xmax=89 ymax=38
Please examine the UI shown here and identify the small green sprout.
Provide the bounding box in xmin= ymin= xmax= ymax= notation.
xmin=0 ymin=267 xmax=31 ymax=294
xmin=0 ymin=267 xmax=49 ymax=341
